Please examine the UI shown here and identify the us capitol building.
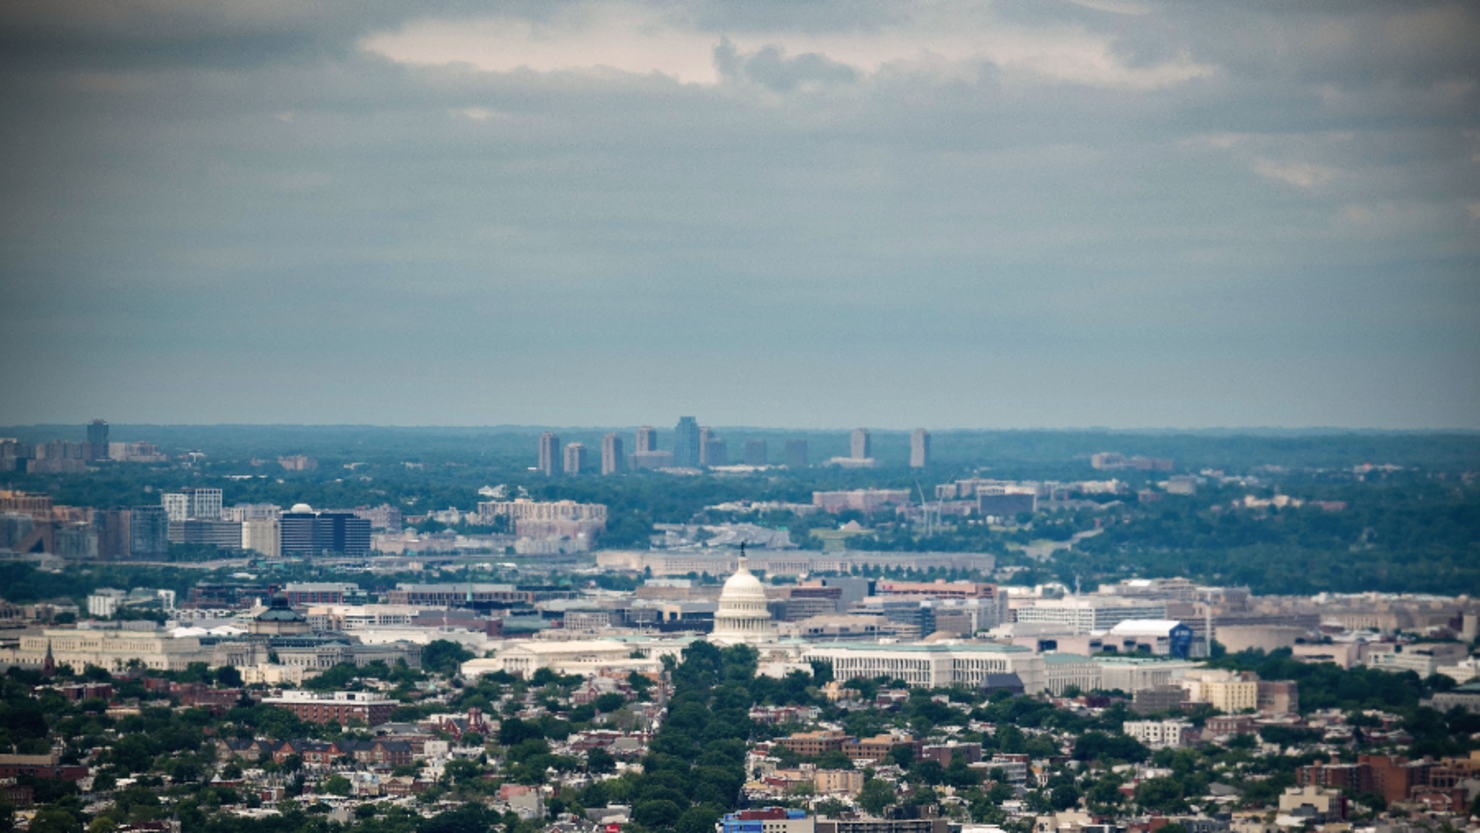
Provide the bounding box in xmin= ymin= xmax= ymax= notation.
xmin=709 ymin=555 xmax=774 ymax=644
xmin=465 ymin=558 xmax=1053 ymax=694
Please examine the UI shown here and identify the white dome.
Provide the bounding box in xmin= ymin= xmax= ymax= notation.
xmin=290 ymin=503 xmax=313 ymax=514
xmin=712 ymin=557 xmax=773 ymax=643
xmin=720 ymin=564 xmax=767 ymax=603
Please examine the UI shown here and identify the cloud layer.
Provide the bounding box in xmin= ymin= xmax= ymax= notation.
xmin=0 ymin=0 xmax=1477 ymax=428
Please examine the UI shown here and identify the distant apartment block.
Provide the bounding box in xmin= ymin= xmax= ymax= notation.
xmin=129 ymin=506 xmax=170 ymax=559
xmin=631 ymin=450 xmax=675 ymax=470
xmin=601 ymin=433 xmax=625 ymax=475
xmin=477 ymin=498 xmax=608 ymax=525
xmin=673 ymin=417 xmax=701 ymax=468
xmin=351 ymin=503 xmax=402 ymax=531
xmin=86 ymin=420 xmax=109 ymax=460
xmin=241 ymin=519 xmax=280 ymax=558
xmin=851 ymin=428 xmax=872 ymax=460
xmin=278 ymin=455 xmax=318 ymax=471
xmin=879 ymin=580 xmax=1001 ymax=600
xmin=813 ymin=489 xmax=910 ymax=514
xmin=634 ymin=426 xmax=657 ymax=453
xmin=978 ymin=492 xmax=1037 ymax=516
xmin=745 ymin=439 xmax=767 ymax=466
xmin=279 ymin=507 xmax=371 ymax=557
xmin=785 ymin=439 xmax=808 ymax=468
xmin=27 ymin=458 xmax=88 ymax=474
xmin=32 ymin=441 xmax=92 ymax=468
xmin=162 ymin=488 xmax=223 ymax=522
xmin=910 ymin=429 xmax=930 ymax=468
xmin=108 ymin=442 xmax=166 ymax=462
xmin=537 ymin=432 xmax=560 ymax=476
xmin=563 ymin=443 xmax=588 ymax=475
xmin=703 ymin=436 xmax=728 ymax=467
xmin=385 ymin=583 xmax=531 ymax=607
xmin=263 ymin=691 xmax=398 ymax=726
xmin=223 ymin=503 xmax=282 ymax=523
xmin=89 ymin=506 xmax=172 ymax=561
xmin=168 ymin=519 xmax=243 ymax=548
xmin=1123 ymin=719 xmax=1193 ymax=749
xmin=283 ymin=582 xmax=365 ymax=606
xmin=1092 ymin=452 xmax=1174 ymax=472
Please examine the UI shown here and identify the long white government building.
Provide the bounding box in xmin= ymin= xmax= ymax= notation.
xmin=457 ymin=561 xmax=1199 ymax=695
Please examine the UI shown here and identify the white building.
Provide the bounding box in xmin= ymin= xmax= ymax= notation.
xmin=1014 ymin=597 xmax=1168 ymax=634
xmin=1043 ymin=653 xmax=1101 ymax=695
xmin=711 ymin=557 xmax=774 ymax=643
xmin=241 ymin=663 xmax=314 ymax=685
xmin=88 ymin=589 xmax=126 ymax=618
xmin=1123 ymin=719 xmax=1192 ymax=749
xmin=476 ymin=498 xmax=607 ymax=524
xmin=1364 ymin=643 xmax=1469 ymax=678
xmin=306 ymin=604 xmax=420 ymax=631
xmin=353 ymin=626 xmax=494 ymax=652
xmin=1105 ymin=619 xmax=1200 ymax=657
xmin=1093 ymin=657 xmax=1195 ymax=693
xmin=242 ymin=519 xmax=280 ymax=558
xmin=224 ymin=503 xmax=282 ymax=522
xmin=463 ymin=639 xmax=675 ymax=678
xmin=801 ymin=642 xmax=1047 ymax=693
xmin=162 ymin=493 xmax=190 ymax=523
xmin=162 ymin=488 xmax=223 ymax=522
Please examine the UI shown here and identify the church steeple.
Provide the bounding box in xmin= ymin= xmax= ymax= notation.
xmin=42 ymin=640 xmax=55 ymax=677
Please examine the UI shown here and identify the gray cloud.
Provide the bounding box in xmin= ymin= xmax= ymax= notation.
xmin=0 ymin=0 xmax=1476 ymax=428
xmin=714 ymin=39 xmax=858 ymax=91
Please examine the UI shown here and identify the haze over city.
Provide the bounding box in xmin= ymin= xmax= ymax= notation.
xmin=2 ymin=1 xmax=1478 ymax=429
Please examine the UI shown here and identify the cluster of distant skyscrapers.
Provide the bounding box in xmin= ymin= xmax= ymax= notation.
xmin=536 ymin=421 xmax=932 ymax=475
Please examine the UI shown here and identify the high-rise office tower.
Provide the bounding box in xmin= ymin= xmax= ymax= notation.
xmin=851 ymin=428 xmax=872 ymax=460
xmin=911 ymin=429 xmax=931 ymax=468
xmin=601 ymin=434 xmax=625 ymax=475
xmin=191 ymin=488 xmax=223 ymax=520
xmin=564 ymin=443 xmax=588 ymax=475
xmin=162 ymin=493 xmax=190 ymax=522
xmin=703 ymin=438 xmax=727 ymax=467
xmin=674 ymin=417 xmax=701 ymax=468
xmin=699 ymin=427 xmax=715 ymax=465
xmin=744 ymin=439 xmax=767 ymax=466
xmin=280 ymin=506 xmax=370 ymax=557
xmin=635 ymin=426 xmax=657 ymax=453
xmin=128 ymin=506 xmax=170 ymax=559
xmin=162 ymin=488 xmax=223 ymax=521
xmin=86 ymin=420 xmax=108 ymax=461
xmin=242 ymin=519 xmax=281 ymax=558
xmin=538 ymin=433 xmax=561 ymax=476
xmin=785 ymin=439 xmax=809 ymax=468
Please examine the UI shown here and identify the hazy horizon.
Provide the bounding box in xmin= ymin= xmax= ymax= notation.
xmin=7 ymin=421 xmax=1479 ymax=436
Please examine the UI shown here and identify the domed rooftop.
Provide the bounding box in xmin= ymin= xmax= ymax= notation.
xmin=712 ymin=554 xmax=773 ymax=643
xmin=719 ymin=558 xmax=766 ymax=603
xmin=290 ymin=503 xmax=313 ymax=514
xmin=256 ymin=590 xmax=305 ymax=621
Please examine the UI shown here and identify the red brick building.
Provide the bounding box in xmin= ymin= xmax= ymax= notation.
xmin=263 ymin=691 xmax=398 ymax=726
xmin=0 ymin=754 xmax=89 ymax=782
xmin=780 ymin=731 xmax=852 ymax=756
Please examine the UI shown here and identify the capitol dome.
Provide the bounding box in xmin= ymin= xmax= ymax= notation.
xmin=711 ymin=556 xmax=773 ymax=643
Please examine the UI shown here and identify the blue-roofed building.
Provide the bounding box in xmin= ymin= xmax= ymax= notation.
xmin=720 ymin=808 xmax=814 ymax=833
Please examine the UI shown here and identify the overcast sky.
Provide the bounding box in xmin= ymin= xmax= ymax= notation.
xmin=1 ymin=0 xmax=1477 ymax=429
